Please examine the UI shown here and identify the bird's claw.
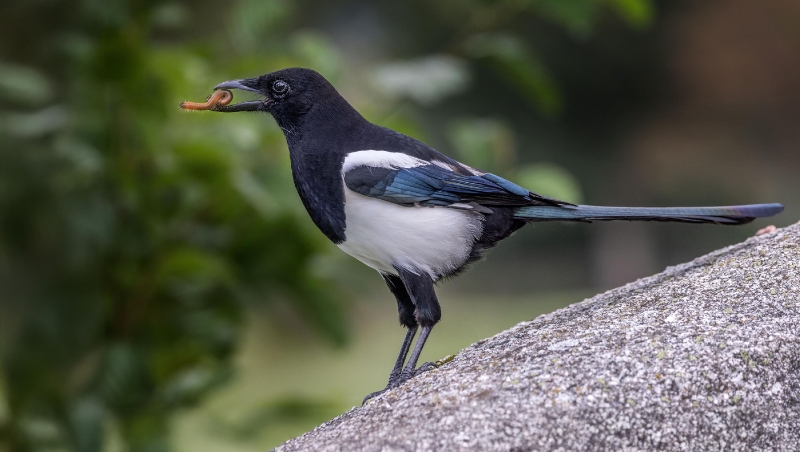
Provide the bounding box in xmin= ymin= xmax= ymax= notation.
xmin=362 ymin=389 xmax=386 ymax=405
xmin=394 ymin=361 xmax=436 ymax=383
xmin=362 ymin=361 xmax=438 ymax=405
xmin=413 ymin=361 xmax=436 ymax=375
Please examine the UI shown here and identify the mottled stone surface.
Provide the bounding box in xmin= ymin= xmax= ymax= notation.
xmin=275 ymin=222 xmax=800 ymax=452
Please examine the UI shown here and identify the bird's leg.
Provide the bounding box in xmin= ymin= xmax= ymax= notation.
xmin=363 ymin=274 xmax=421 ymax=404
xmin=387 ymin=325 xmax=418 ymax=385
xmin=394 ymin=267 xmax=441 ymax=381
xmin=363 ymin=271 xmax=441 ymax=404
xmin=363 ymin=325 xmax=419 ymax=404
xmin=381 ymin=272 xmax=420 ymax=383
xmin=398 ymin=325 xmax=435 ymax=380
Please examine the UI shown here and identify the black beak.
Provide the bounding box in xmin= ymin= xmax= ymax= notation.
xmin=212 ymin=78 xmax=267 ymax=112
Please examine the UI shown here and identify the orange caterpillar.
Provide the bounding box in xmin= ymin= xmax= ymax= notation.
xmin=180 ymin=90 xmax=233 ymax=110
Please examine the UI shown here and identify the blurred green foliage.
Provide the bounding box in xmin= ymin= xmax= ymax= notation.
xmin=0 ymin=0 xmax=652 ymax=450
xmin=0 ymin=1 xmax=349 ymax=450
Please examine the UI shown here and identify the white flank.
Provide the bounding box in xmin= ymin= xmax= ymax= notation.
xmin=338 ymin=150 xmax=483 ymax=278
xmin=338 ymin=189 xmax=483 ymax=278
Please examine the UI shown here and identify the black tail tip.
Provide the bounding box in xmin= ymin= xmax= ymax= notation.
xmin=751 ymin=203 xmax=785 ymax=218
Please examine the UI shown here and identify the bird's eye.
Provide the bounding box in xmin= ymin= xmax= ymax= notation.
xmin=272 ymin=80 xmax=289 ymax=94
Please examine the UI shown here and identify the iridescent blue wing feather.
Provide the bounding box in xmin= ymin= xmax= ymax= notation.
xmin=344 ymin=163 xmax=569 ymax=208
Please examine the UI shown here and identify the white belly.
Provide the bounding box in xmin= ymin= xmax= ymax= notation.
xmin=337 ymin=188 xmax=483 ymax=279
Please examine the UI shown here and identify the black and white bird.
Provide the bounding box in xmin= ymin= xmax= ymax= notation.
xmin=209 ymin=68 xmax=783 ymax=402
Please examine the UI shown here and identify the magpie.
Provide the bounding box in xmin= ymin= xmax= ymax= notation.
xmin=205 ymin=67 xmax=783 ymax=402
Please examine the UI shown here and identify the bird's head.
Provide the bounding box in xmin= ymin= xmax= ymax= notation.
xmin=212 ymin=68 xmax=342 ymax=128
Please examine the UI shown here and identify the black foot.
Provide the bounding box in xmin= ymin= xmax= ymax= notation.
xmin=362 ymin=362 xmax=437 ymax=405
xmin=362 ymin=388 xmax=387 ymax=404
xmin=395 ymin=361 xmax=435 ymax=382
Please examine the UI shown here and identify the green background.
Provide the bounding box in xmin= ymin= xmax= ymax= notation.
xmin=1 ymin=0 xmax=796 ymax=450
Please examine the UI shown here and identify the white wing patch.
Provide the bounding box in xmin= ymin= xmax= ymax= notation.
xmin=341 ymin=150 xmax=427 ymax=173
xmin=338 ymin=150 xmax=484 ymax=279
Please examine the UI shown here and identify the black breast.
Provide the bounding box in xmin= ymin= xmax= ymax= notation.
xmin=289 ymin=146 xmax=347 ymax=244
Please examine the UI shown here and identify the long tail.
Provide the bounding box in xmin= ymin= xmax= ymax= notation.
xmin=513 ymin=203 xmax=784 ymax=225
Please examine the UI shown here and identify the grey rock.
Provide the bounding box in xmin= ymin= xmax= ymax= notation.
xmin=275 ymin=222 xmax=800 ymax=452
